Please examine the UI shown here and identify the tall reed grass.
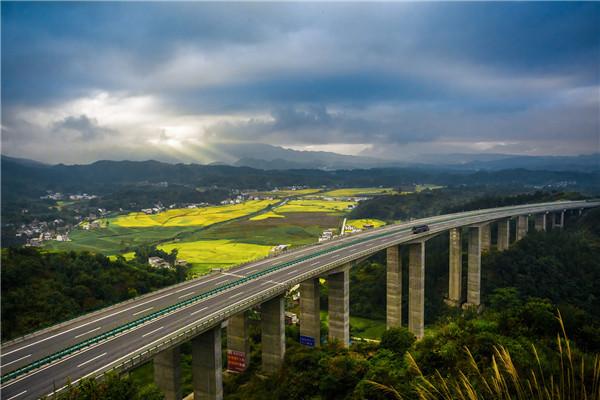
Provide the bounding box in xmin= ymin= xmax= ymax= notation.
xmin=364 ymin=311 xmax=600 ymax=400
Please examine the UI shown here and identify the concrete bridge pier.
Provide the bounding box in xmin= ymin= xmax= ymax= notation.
xmin=261 ymin=295 xmax=285 ymax=374
xmin=154 ymin=346 xmax=182 ymax=400
xmin=227 ymin=311 xmax=251 ymax=372
xmin=408 ymin=242 xmax=425 ymax=339
xmin=300 ymin=278 xmax=321 ymax=347
xmin=534 ymin=213 xmax=546 ymax=232
xmin=516 ymin=215 xmax=529 ymax=241
xmin=481 ymin=224 xmax=491 ymax=253
xmin=328 ymin=265 xmax=350 ymax=346
xmin=192 ymin=326 xmax=223 ymax=400
xmin=386 ymin=245 xmax=402 ymax=328
xmin=497 ymin=219 xmax=510 ymax=251
xmin=465 ymin=227 xmax=481 ymax=307
xmin=558 ymin=211 xmax=565 ymax=228
xmin=447 ymin=228 xmax=462 ymax=306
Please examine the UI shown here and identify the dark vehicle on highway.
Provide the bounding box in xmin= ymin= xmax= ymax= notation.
xmin=412 ymin=224 xmax=430 ymax=234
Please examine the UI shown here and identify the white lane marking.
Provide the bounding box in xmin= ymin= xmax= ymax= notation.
xmin=132 ymin=307 xmax=153 ymax=316
xmin=190 ymin=307 xmax=208 ymax=316
xmin=174 ymin=275 xmax=226 ymax=293
xmin=222 ymin=272 xmax=245 ymax=278
xmin=2 ymin=274 xmax=227 ymax=356
xmin=310 ymin=261 xmax=320 ymax=266
xmin=229 ymin=292 xmax=244 ymax=298
xmin=286 ymin=269 xmax=298 ymax=275
xmin=74 ymin=327 xmax=101 ymax=339
xmin=178 ymin=292 xmax=195 ymax=299
xmin=142 ymin=326 xmax=163 ymax=338
xmin=76 ymin=352 xmax=107 ymax=368
xmin=6 ymin=390 xmax=27 ymax=400
xmin=2 ymin=354 xmax=31 ymax=368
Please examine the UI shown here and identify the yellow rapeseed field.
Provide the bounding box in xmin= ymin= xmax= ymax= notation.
xmin=345 ymin=218 xmax=386 ymax=230
xmin=276 ymin=199 xmax=356 ymax=214
xmin=110 ymin=200 xmax=276 ymax=228
xmin=249 ymin=211 xmax=286 ymax=221
xmin=158 ymin=240 xmax=273 ymax=274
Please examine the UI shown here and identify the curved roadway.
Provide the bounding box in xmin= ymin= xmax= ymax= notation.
xmin=1 ymin=200 xmax=598 ymax=399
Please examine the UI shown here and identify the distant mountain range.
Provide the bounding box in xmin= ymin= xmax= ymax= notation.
xmin=211 ymin=143 xmax=600 ymax=172
xmin=3 ymin=153 xmax=600 ymax=202
xmin=3 ymin=143 xmax=598 ymax=172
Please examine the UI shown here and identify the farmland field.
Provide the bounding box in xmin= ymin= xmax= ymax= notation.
xmin=249 ymin=211 xmax=285 ymax=221
xmin=44 ymin=225 xmax=196 ymax=254
xmin=345 ymin=218 xmax=386 ymax=230
xmin=158 ymin=239 xmax=273 ymax=276
xmin=44 ymin=198 xmax=350 ymax=275
xmin=320 ymin=187 xmax=396 ymax=197
xmin=276 ymin=199 xmax=356 ymax=214
xmin=111 ymin=200 xmax=277 ymax=228
xmin=188 ymin=212 xmax=343 ymax=247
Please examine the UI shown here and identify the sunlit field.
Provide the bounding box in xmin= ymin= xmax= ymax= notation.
xmin=345 ymin=218 xmax=386 ymax=230
xmin=276 ymin=199 xmax=356 ymax=214
xmin=249 ymin=211 xmax=285 ymax=221
xmin=111 ymin=200 xmax=277 ymax=228
xmin=320 ymin=187 xmax=396 ymax=197
xmin=158 ymin=239 xmax=273 ymax=275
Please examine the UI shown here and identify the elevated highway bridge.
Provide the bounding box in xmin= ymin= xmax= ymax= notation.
xmin=1 ymin=200 xmax=598 ymax=400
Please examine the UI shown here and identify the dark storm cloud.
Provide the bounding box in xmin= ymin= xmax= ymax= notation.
xmin=52 ymin=115 xmax=114 ymax=141
xmin=1 ymin=2 xmax=598 ymax=163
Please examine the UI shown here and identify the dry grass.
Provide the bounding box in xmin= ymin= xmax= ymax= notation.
xmin=366 ymin=311 xmax=600 ymax=400
xmin=407 ymin=311 xmax=600 ymax=400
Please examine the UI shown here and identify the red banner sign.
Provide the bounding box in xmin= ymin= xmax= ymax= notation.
xmin=227 ymin=350 xmax=247 ymax=372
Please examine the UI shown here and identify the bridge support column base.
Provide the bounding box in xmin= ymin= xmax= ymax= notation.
xmin=154 ymin=347 xmax=182 ymax=400
xmin=192 ymin=326 xmax=223 ymax=400
xmin=444 ymin=298 xmax=461 ymax=308
xmin=261 ymin=295 xmax=285 ymax=374
xmin=462 ymin=303 xmax=484 ymax=313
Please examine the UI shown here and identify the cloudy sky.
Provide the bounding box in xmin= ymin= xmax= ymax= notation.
xmin=2 ymin=2 xmax=599 ymax=164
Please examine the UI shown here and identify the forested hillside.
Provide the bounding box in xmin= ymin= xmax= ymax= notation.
xmin=1 ymin=248 xmax=186 ymax=340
